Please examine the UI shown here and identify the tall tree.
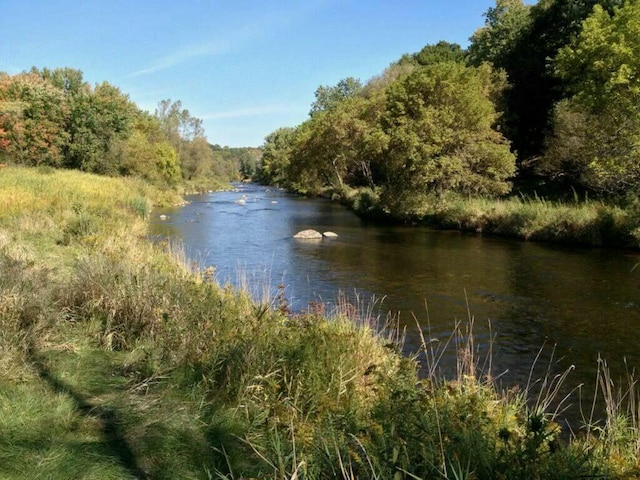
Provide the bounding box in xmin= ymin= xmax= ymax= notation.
xmin=292 ymin=98 xmax=375 ymax=192
xmin=154 ymin=99 xmax=210 ymax=181
xmin=541 ymin=1 xmax=640 ymax=197
xmin=467 ymin=0 xmax=532 ymax=68
xmin=120 ymin=113 xmax=181 ymax=186
xmin=379 ymin=62 xmax=515 ymax=215
xmin=63 ymin=80 xmax=137 ymax=173
xmin=468 ymin=0 xmax=624 ymax=169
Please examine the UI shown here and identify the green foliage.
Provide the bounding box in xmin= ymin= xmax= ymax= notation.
xmin=1 ymin=69 xmax=240 ymax=189
xmin=309 ymin=77 xmax=363 ymax=116
xmin=290 ymin=95 xmax=386 ymax=193
xmin=60 ymin=77 xmax=138 ymax=174
xmin=269 ymin=53 xmax=514 ymax=220
xmin=469 ymin=0 xmax=625 ymax=165
xmin=379 ymin=62 xmax=515 ymax=216
xmin=542 ymin=1 xmax=640 ymax=197
xmin=407 ymin=40 xmax=467 ymax=67
xmin=153 ymin=99 xmax=242 ymax=188
xmin=257 ymin=127 xmax=298 ymax=187
xmin=467 ymin=0 xmax=532 ymax=67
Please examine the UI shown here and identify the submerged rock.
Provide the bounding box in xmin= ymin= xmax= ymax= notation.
xmin=293 ymin=229 xmax=322 ymax=239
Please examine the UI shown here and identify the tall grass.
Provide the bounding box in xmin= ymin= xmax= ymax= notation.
xmin=345 ymin=186 xmax=640 ymax=249
xmin=2 ymin=165 xmax=640 ymax=478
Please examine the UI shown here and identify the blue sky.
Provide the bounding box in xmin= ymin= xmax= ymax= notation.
xmin=2 ymin=1 xmax=507 ymax=147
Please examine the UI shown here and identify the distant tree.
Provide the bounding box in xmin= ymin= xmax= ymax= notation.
xmin=410 ymin=41 xmax=467 ymax=66
xmin=379 ymin=62 xmax=515 ymax=214
xmin=64 ymin=81 xmax=137 ymax=173
xmin=258 ymin=127 xmax=297 ymax=186
xmin=238 ymin=151 xmax=258 ymax=179
xmin=309 ymin=77 xmax=363 ymax=116
xmin=291 ymin=94 xmax=387 ymax=193
xmin=154 ymin=99 xmax=214 ymax=181
xmin=181 ymin=136 xmax=213 ymax=181
xmin=121 ymin=113 xmax=181 ymax=186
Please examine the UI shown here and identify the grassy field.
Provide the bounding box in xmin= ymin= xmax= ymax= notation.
xmin=2 ymin=165 xmax=640 ymax=478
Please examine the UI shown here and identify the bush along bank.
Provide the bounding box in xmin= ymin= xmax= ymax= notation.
xmin=3 ymin=165 xmax=640 ymax=478
xmin=337 ymin=186 xmax=640 ymax=250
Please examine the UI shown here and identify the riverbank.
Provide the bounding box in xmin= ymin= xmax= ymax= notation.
xmin=334 ymin=186 xmax=640 ymax=250
xmin=2 ymin=165 xmax=640 ymax=478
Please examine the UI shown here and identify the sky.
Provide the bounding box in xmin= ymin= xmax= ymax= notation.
xmin=2 ymin=1 xmax=507 ymax=148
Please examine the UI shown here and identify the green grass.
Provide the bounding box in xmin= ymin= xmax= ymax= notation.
xmin=2 ymin=165 xmax=640 ymax=478
xmin=344 ymin=186 xmax=640 ymax=249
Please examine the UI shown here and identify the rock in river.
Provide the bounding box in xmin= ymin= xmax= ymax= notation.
xmin=293 ymin=229 xmax=323 ymax=239
xmin=323 ymin=231 xmax=338 ymax=238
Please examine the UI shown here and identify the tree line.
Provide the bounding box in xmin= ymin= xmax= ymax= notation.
xmin=258 ymin=0 xmax=640 ymax=218
xmin=0 ymin=67 xmax=259 ymax=188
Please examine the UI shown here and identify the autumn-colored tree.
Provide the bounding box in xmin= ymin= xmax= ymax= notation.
xmin=0 ymin=72 xmax=69 ymax=166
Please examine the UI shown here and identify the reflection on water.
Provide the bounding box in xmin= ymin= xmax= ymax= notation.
xmin=150 ymin=184 xmax=640 ymax=424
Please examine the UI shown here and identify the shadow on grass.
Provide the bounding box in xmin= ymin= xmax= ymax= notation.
xmin=27 ymin=346 xmax=149 ymax=480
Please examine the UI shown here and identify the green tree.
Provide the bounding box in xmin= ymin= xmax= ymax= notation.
xmin=469 ymin=0 xmax=624 ymax=167
xmin=155 ymin=99 xmax=204 ymax=148
xmin=121 ymin=113 xmax=181 ymax=186
xmin=154 ymin=99 xmax=213 ymax=182
xmin=291 ymin=93 xmax=387 ymax=193
xmin=541 ymin=1 xmax=640 ymax=196
xmin=467 ymin=0 xmax=532 ymax=67
xmin=181 ymin=136 xmax=214 ymax=181
xmin=258 ymin=127 xmax=297 ymax=186
xmin=309 ymin=77 xmax=363 ymax=116
xmin=379 ymin=62 xmax=515 ymax=215
xmin=64 ymin=80 xmax=137 ymax=173
xmin=406 ymin=41 xmax=467 ymax=67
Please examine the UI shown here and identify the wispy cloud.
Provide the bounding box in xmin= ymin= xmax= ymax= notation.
xmin=130 ymin=41 xmax=230 ymax=77
xmin=129 ymin=0 xmax=333 ymax=78
xmin=200 ymin=104 xmax=299 ymax=120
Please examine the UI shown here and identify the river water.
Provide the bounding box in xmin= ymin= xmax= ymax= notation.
xmin=150 ymin=183 xmax=640 ymax=424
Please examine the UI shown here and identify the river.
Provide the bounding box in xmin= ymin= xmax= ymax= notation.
xmin=150 ymin=183 xmax=640 ymax=425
